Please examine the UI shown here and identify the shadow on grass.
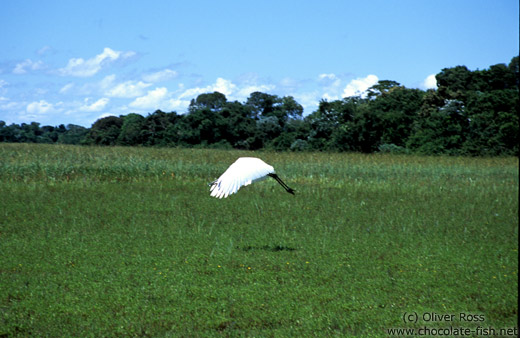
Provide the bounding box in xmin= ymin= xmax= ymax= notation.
xmin=238 ymin=245 xmax=297 ymax=252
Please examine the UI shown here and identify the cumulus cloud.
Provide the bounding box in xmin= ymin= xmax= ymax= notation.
xmin=342 ymin=74 xmax=379 ymax=98
xmin=127 ymin=77 xmax=278 ymax=113
xmin=318 ymin=73 xmax=341 ymax=87
xmin=322 ymin=93 xmax=339 ymax=101
xmin=0 ymin=99 xmax=21 ymax=112
xmin=106 ymin=80 xmax=151 ymax=98
xmin=317 ymin=73 xmax=343 ymax=101
xmin=318 ymin=73 xmax=337 ymax=80
xmin=20 ymin=97 xmax=109 ymax=125
xmin=13 ymin=59 xmax=44 ymax=74
xmin=58 ymin=47 xmax=135 ymax=77
xmin=235 ymin=84 xmax=276 ymax=100
xmin=22 ymin=100 xmax=64 ymax=123
xmin=168 ymin=98 xmax=191 ymax=112
xmin=142 ymin=69 xmax=178 ymax=83
xmin=293 ymin=91 xmax=321 ymax=111
xmin=212 ymin=78 xmax=237 ymax=96
xmin=26 ymin=100 xmax=55 ymax=115
xmin=99 ymin=74 xmax=116 ymax=89
xmin=179 ymin=77 xmax=237 ymax=99
xmin=128 ymin=86 xmax=197 ymax=112
xmin=129 ymin=87 xmax=169 ymax=110
xmin=82 ymin=74 xmax=151 ymax=98
xmin=422 ymin=74 xmax=438 ymax=89
xmin=79 ymin=98 xmax=109 ymax=112
xmin=231 ymin=73 xmax=276 ymax=100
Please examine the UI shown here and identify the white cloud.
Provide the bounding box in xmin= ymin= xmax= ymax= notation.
xmin=37 ymin=46 xmax=52 ymax=55
xmin=100 ymin=74 xmax=117 ymax=86
xmin=0 ymin=80 xmax=8 ymax=97
xmin=318 ymin=73 xmax=340 ymax=84
xmin=231 ymin=73 xmax=276 ymax=100
xmin=142 ymin=69 xmax=178 ymax=83
xmin=80 ymin=74 xmax=150 ymax=98
xmin=294 ymin=91 xmax=321 ymax=111
xmin=342 ymin=74 xmax=379 ymax=98
xmin=317 ymin=73 xmax=343 ymax=102
xmin=59 ymin=83 xmax=74 ymax=94
xmin=168 ymin=98 xmax=191 ymax=112
xmin=128 ymin=86 xmax=195 ymax=112
xmin=422 ymin=74 xmax=438 ymax=89
xmin=13 ymin=59 xmax=44 ymax=74
xmin=106 ymin=80 xmax=151 ymax=98
xmin=279 ymin=77 xmax=299 ymax=88
xmin=235 ymin=84 xmax=276 ymax=100
xmin=58 ymin=47 xmax=135 ymax=77
xmin=319 ymin=73 xmax=341 ymax=88
xmin=129 ymin=87 xmax=169 ymax=110
xmin=322 ymin=93 xmax=340 ymax=101
xmin=22 ymin=100 xmax=65 ymax=122
xmin=79 ymin=98 xmax=109 ymax=112
xmin=26 ymin=100 xmax=55 ymax=115
xmin=21 ymin=98 xmax=108 ymax=124
xmin=179 ymin=77 xmax=237 ymax=99
xmin=318 ymin=73 xmax=337 ymax=80
xmin=0 ymin=99 xmax=23 ymax=112
xmin=213 ymin=78 xmax=236 ymax=96
xmin=277 ymin=77 xmax=309 ymax=95
xmin=179 ymin=86 xmax=201 ymax=99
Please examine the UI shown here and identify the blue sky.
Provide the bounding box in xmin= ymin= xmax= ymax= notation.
xmin=1 ymin=0 xmax=518 ymax=127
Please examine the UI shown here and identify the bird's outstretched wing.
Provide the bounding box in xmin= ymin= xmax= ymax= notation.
xmin=210 ymin=157 xmax=274 ymax=198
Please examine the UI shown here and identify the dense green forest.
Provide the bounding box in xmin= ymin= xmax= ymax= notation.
xmin=1 ymin=57 xmax=518 ymax=156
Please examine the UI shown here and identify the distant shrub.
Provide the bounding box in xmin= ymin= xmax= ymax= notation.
xmin=378 ymin=143 xmax=409 ymax=154
xmin=290 ymin=139 xmax=310 ymax=152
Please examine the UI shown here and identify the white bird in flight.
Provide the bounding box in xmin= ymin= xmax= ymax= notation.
xmin=209 ymin=157 xmax=295 ymax=199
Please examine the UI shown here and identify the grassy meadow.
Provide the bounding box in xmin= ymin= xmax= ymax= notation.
xmin=0 ymin=143 xmax=518 ymax=337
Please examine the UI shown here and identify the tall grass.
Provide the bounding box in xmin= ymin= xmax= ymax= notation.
xmin=1 ymin=143 xmax=518 ymax=336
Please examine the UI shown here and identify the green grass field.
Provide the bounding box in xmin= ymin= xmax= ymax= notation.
xmin=1 ymin=143 xmax=518 ymax=337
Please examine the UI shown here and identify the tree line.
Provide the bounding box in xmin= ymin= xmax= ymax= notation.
xmin=1 ymin=57 xmax=518 ymax=156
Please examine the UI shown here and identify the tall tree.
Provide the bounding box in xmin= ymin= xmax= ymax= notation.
xmin=84 ymin=116 xmax=123 ymax=145
xmin=117 ymin=113 xmax=146 ymax=146
xmin=58 ymin=124 xmax=88 ymax=144
xmin=436 ymin=65 xmax=473 ymax=100
xmin=245 ymin=92 xmax=281 ymax=119
xmin=189 ymin=92 xmax=227 ymax=112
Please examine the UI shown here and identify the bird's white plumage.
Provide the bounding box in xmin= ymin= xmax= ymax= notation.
xmin=210 ymin=157 xmax=275 ymax=198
